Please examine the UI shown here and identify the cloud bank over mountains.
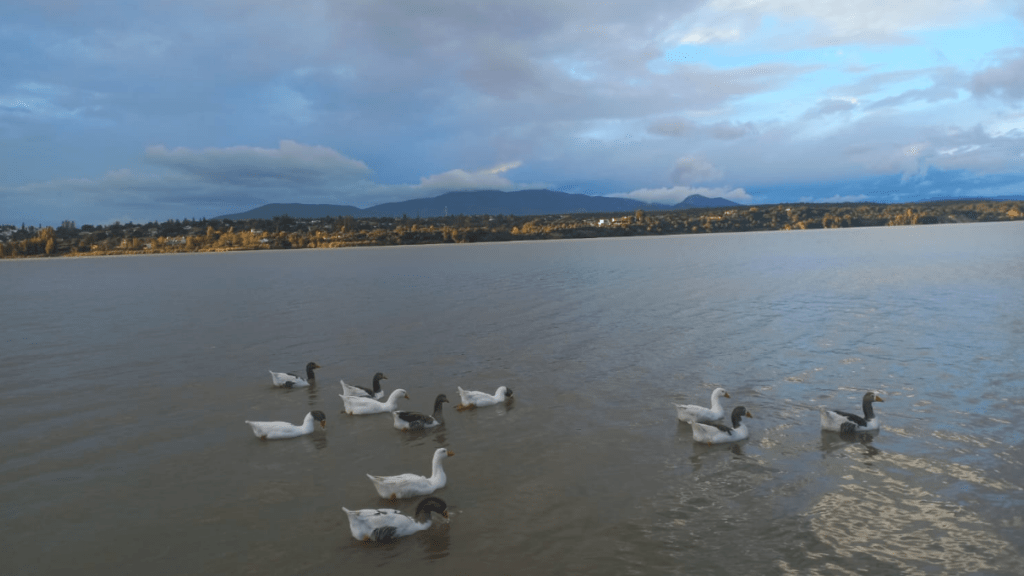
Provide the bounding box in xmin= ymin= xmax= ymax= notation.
xmin=2 ymin=0 xmax=1023 ymax=224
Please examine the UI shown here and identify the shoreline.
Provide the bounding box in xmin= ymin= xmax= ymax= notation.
xmin=2 ymin=218 xmax=1022 ymax=262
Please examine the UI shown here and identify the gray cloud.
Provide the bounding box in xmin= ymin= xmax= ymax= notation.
xmin=145 ymin=140 xmax=372 ymax=188
xmin=972 ymin=50 xmax=1024 ymax=101
xmin=672 ymin=157 xmax=723 ymax=184
xmin=804 ymin=98 xmax=858 ymax=118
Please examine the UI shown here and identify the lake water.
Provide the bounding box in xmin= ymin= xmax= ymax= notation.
xmin=2 ymin=222 xmax=1022 ymax=575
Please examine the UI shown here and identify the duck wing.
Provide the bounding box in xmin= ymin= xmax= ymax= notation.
xmin=704 ymin=421 xmax=734 ymax=435
xmin=831 ymin=410 xmax=868 ymax=427
xmin=394 ymin=411 xmax=435 ymax=425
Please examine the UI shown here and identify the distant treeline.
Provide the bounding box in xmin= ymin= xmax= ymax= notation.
xmin=2 ymin=199 xmax=1022 ymax=259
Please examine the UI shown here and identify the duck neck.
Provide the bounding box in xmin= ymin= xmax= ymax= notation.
xmin=730 ymin=413 xmax=743 ymax=429
xmin=305 ymin=366 xmax=316 ymax=384
xmin=430 ymin=454 xmax=447 ymax=483
xmin=372 ymin=376 xmax=382 ymax=394
xmin=862 ymin=398 xmax=876 ymax=420
xmin=386 ymin=392 xmax=401 ymax=408
xmin=412 ymin=515 xmax=434 ymax=530
xmin=432 ymin=399 xmax=446 ymax=423
xmin=710 ymin=393 xmax=723 ymax=412
xmin=301 ymin=413 xmax=315 ymax=433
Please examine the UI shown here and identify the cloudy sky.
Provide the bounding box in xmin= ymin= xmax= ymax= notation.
xmin=3 ymin=0 xmax=1023 ymax=225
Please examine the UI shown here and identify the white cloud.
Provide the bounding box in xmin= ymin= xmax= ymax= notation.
xmin=677 ymin=0 xmax=998 ymax=47
xmin=417 ymin=161 xmax=523 ymax=191
xmin=613 ymin=185 xmax=752 ymax=204
xmin=799 ymin=194 xmax=871 ymax=203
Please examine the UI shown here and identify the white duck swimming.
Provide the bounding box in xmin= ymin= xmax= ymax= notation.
xmin=343 ymin=497 xmax=448 ymax=543
xmin=684 ymin=406 xmax=752 ymax=445
xmin=245 ymin=410 xmax=326 ymax=440
xmin=392 ymin=394 xmax=449 ymax=431
xmin=341 ymin=389 xmax=409 ymax=415
xmin=340 ymin=372 xmax=387 ymax=400
xmin=367 ymin=447 xmax=454 ymax=499
xmin=675 ymin=387 xmax=730 ymax=423
xmin=269 ymin=362 xmax=320 ymax=388
xmin=455 ymin=385 xmax=512 ymax=410
xmin=820 ymin=391 xmax=884 ymax=434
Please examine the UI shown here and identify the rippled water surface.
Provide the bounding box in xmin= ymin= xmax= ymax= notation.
xmin=2 ymin=222 xmax=1023 ymax=575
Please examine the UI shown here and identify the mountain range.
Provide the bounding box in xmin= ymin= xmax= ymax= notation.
xmin=214 ymin=189 xmax=739 ymax=220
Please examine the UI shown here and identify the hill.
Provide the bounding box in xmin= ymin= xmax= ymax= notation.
xmin=215 ymin=189 xmax=739 ymax=220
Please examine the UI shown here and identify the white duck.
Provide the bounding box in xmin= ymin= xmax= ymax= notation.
xmin=820 ymin=391 xmax=884 ymax=434
xmin=245 ymin=410 xmax=326 ymax=440
xmin=341 ymin=389 xmax=409 ymax=415
xmin=367 ymin=447 xmax=454 ymax=499
xmin=343 ymin=497 xmax=448 ymax=542
xmin=455 ymin=385 xmax=513 ymax=410
xmin=269 ymin=362 xmax=320 ymax=388
xmin=340 ymin=372 xmax=387 ymax=400
xmin=675 ymin=387 xmax=730 ymax=423
xmin=392 ymin=394 xmax=449 ymax=431
xmin=684 ymin=406 xmax=752 ymax=445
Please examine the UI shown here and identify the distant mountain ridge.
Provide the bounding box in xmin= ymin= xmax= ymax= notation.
xmin=214 ymin=189 xmax=740 ymax=220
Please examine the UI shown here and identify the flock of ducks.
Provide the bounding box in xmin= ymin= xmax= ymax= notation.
xmin=674 ymin=387 xmax=885 ymax=444
xmin=245 ymin=362 xmax=514 ymax=543
xmin=251 ymin=363 xmax=885 ymax=543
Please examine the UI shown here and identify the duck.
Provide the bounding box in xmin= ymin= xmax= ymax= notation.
xmin=245 ymin=410 xmax=326 ymax=440
xmin=455 ymin=385 xmax=512 ymax=410
xmin=367 ymin=447 xmax=454 ymax=499
xmin=343 ymin=497 xmax=449 ymax=543
xmin=341 ymin=389 xmax=409 ymax=415
xmin=269 ymin=362 xmax=320 ymax=388
xmin=683 ymin=406 xmax=753 ymax=445
xmin=674 ymin=387 xmax=730 ymax=423
xmin=820 ymin=391 xmax=884 ymax=434
xmin=340 ymin=372 xmax=388 ymax=399
xmin=393 ymin=394 xmax=449 ymax=431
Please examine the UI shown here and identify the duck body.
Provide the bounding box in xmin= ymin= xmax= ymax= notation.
xmin=685 ymin=406 xmax=752 ymax=445
xmin=341 ymin=389 xmax=409 ymax=415
xmin=245 ymin=411 xmax=326 ymax=440
xmin=821 ymin=392 xmax=884 ymax=434
xmin=675 ymin=387 xmax=730 ymax=423
xmin=343 ymin=497 xmax=448 ymax=542
xmin=393 ymin=394 xmax=449 ymax=431
xmin=455 ymin=386 xmax=512 ymax=410
xmin=340 ymin=372 xmax=387 ymax=400
xmin=367 ymin=448 xmax=453 ymax=499
xmin=269 ymin=362 xmax=320 ymax=388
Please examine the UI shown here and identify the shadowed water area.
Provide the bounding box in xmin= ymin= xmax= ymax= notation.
xmin=2 ymin=222 xmax=1022 ymax=575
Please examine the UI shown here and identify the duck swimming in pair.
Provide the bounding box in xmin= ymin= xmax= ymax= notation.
xmin=675 ymin=387 xmax=730 ymax=423
xmin=367 ymin=447 xmax=454 ymax=499
xmin=340 ymin=372 xmax=387 ymax=400
xmin=393 ymin=394 xmax=449 ymax=431
xmin=455 ymin=386 xmax=512 ymax=410
xmin=269 ymin=362 xmax=320 ymax=388
xmin=245 ymin=411 xmax=326 ymax=440
xmin=341 ymin=389 xmax=409 ymax=415
xmin=343 ymin=497 xmax=448 ymax=543
xmin=684 ymin=406 xmax=753 ymax=445
xmin=820 ymin=391 xmax=884 ymax=434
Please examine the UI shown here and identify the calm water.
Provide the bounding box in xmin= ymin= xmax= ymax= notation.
xmin=2 ymin=222 xmax=1023 ymax=575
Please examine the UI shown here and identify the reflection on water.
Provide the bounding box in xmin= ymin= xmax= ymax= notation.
xmin=819 ymin=430 xmax=880 ymax=457
xmin=418 ymin=521 xmax=451 ymax=560
xmin=811 ymin=480 xmax=1023 ymax=575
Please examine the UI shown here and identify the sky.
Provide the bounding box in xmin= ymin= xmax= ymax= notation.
xmin=2 ymin=0 xmax=1024 ymax=225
